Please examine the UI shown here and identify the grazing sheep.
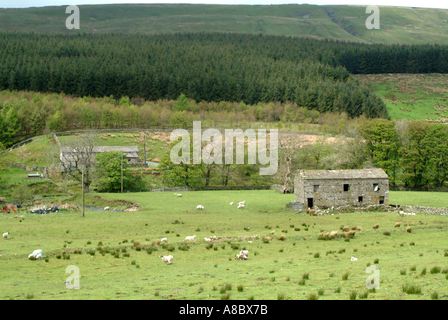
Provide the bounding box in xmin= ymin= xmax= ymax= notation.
xmin=348 ymin=230 xmax=356 ymax=238
xmin=237 ymin=204 xmax=245 ymax=209
xmin=196 ymin=205 xmax=204 ymax=210
xmin=406 ymin=227 xmax=412 ymax=233
xmin=185 ymin=235 xmax=196 ymax=241
xmin=28 ymin=253 xmax=36 ymax=260
xmin=411 ymin=213 xmax=416 ymax=217
xmin=351 ymin=256 xmax=358 ymax=261
xmin=159 ymin=255 xmax=173 ymax=265
xmin=204 ymin=237 xmax=212 ymax=242
xmin=235 ymin=252 xmax=248 ymax=260
xmin=373 ymin=224 xmax=380 ymax=229
xmin=104 ymin=206 xmax=110 ymax=211
xmin=177 ymin=194 xmax=182 ymax=198
xmin=355 ymin=226 xmax=362 ymax=232
xmin=270 ymin=230 xmax=275 ymax=236
xmin=240 ymin=250 xmax=249 ymax=257
xmin=230 ymin=202 xmax=234 ymax=205
xmin=395 ymin=222 xmax=401 ymax=228
xmin=238 ymin=201 xmax=245 ymax=206
xmin=160 ymin=238 xmax=167 ymax=243
xmin=330 ymin=231 xmax=339 ymax=238
xmin=342 ymin=226 xmax=350 ymax=232
xmin=3 ymin=232 xmax=10 ymax=239
xmin=35 ymin=253 xmax=42 ymax=260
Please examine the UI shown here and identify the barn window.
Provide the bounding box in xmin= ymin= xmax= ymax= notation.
xmin=373 ymin=183 xmax=379 ymax=191
xmin=379 ymin=196 xmax=384 ymax=204
xmin=343 ymin=184 xmax=349 ymax=192
xmin=314 ymin=185 xmax=320 ymax=192
xmin=358 ymin=196 xmax=363 ymax=202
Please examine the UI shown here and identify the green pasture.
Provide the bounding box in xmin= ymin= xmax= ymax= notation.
xmin=355 ymin=74 xmax=448 ymax=121
xmin=1 ymin=190 xmax=448 ymax=300
xmin=2 ymin=4 xmax=448 ymax=44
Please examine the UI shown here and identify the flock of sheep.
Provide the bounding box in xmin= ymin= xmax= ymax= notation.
xmin=3 ymin=193 xmax=419 ymax=267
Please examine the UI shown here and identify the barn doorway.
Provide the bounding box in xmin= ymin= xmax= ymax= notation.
xmin=379 ymin=196 xmax=384 ymax=204
xmin=307 ymin=198 xmax=314 ymax=209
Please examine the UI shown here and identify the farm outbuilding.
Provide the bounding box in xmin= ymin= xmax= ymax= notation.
xmin=60 ymin=146 xmax=140 ymax=169
xmin=294 ymin=168 xmax=389 ymax=209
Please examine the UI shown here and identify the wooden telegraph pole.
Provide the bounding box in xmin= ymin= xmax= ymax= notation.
xmin=121 ymin=154 xmax=123 ymax=193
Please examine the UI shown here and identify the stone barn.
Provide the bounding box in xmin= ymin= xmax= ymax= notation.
xmin=294 ymin=168 xmax=389 ymax=209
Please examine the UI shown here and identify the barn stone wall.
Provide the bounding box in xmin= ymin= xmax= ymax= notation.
xmin=295 ymin=177 xmax=389 ymax=208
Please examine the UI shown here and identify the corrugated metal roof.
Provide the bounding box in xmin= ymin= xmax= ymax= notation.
xmin=298 ymin=168 xmax=388 ymax=180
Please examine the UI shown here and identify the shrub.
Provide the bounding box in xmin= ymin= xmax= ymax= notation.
xmin=431 ymin=292 xmax=439 ymax=300
xmin=314 ymin=253 xmax=320 ymax=258
xmin=349 ymin=290 xmax=357 ymax=300
xmin=400 ymin=269 xmax=406 ymax=275
xmin=410 ymin=265 xmax=417 ymax=272
xmin=307 ymin=293 xmax=318 ymax=300
xmin=237 ymin=285 xmax=244 ymax=292
xmin=302 ymin=273 xmax=309 ymax=280
xmin=359 ymin=290 xmax=368 ymax=299
xmin=334 ymin=287 xmax=341 ymax=293
xmin=420 ymin=268 xmax=427 ymax=276
xmin=277 ymin=293 xmax=286 ymax=300
xmin=430 ymin=266 xmax=441 ymax=274
xmin=298 ymin=279 xmax=306 ymax=286
xmin=220 ymin=293 xmax=230 ymax=300
xmin=374 ymin=258 xmax=379 ymax=264
xmin=317 ymin=288 xmax=324 ymax=296
xmin=402 ymin=283 xmax=421 ymax=294
xmin=383 ymin=231 xmax=391 ymax=236
xmin=342 ymin=272 xmax=349 ymax=281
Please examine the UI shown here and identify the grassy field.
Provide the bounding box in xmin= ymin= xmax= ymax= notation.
xmin=1 ymin=190 xmax=447 ymax=300
xmin=355 ymin=74 xmax=448 ymax=121
xmin=2 ymin=4 xmax=448 ymax=45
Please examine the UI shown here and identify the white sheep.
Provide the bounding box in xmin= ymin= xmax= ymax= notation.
xmin=230 ymin=202 xmax=234 ymax=205
xmin=196 ymin=205 xmax=204 ymax=210
xmin=235 ymin=252 xmax=248 ymax=260
xmin=185 ymin=235 xmax=196 ymax=242
xmin=351 ymin=256 xmax=358 ymax=261
xmin=35 ymin=253 xmax=42 ymax=260
xmin=238 ymin=201 xmax=245 ymax=205
xmin=3 ymin=232 xmax=10 ymax=239
xmin=32 ymin=249 xmax=43 ymax=257
xmin=240 ymin=249 xmax=249 ymax=257
xmin=177 ymin=194 xmax=182 ymax=198
xmin=204 ymin=237 xmax=212 ymax=242
xmin=160 ymin=238 xmax=167 ymax=243
xmin=237 ymin=204 xmax=245 ymax=209
xmin=159 ymin=255 xmax=173 ymax=265
xmin=28 ymin=253 xmax=36 ymax=260
xmin=104 ymin=206 xmax=110 ymax=211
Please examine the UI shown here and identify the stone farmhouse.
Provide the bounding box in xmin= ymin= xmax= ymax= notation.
xmin=294 ymin=168 xmax=389 ymax=209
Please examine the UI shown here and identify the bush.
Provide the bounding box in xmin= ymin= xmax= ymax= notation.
xmin=430 ymin=266 xmax=441 ymax=274
xmin=342 ymin=272 xmax=349 ymax=281
xmin=349 ymin=290 xmax=357 ymax=300
xmin=358 ymin=290 xmax=368 ymax=299
xmin=431 ymin=292 xmax=439 ymax=300
xmin=402 ymin=283 xmax=421 ymax=294
xmin=307 ymin=293 xmax=318 ymax=300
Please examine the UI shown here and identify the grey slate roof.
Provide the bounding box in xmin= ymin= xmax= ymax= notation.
xmin=298 ymin=168 xmax=388 ymax=180
xmin=61 ymin=146 xmax=139 ymax=156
